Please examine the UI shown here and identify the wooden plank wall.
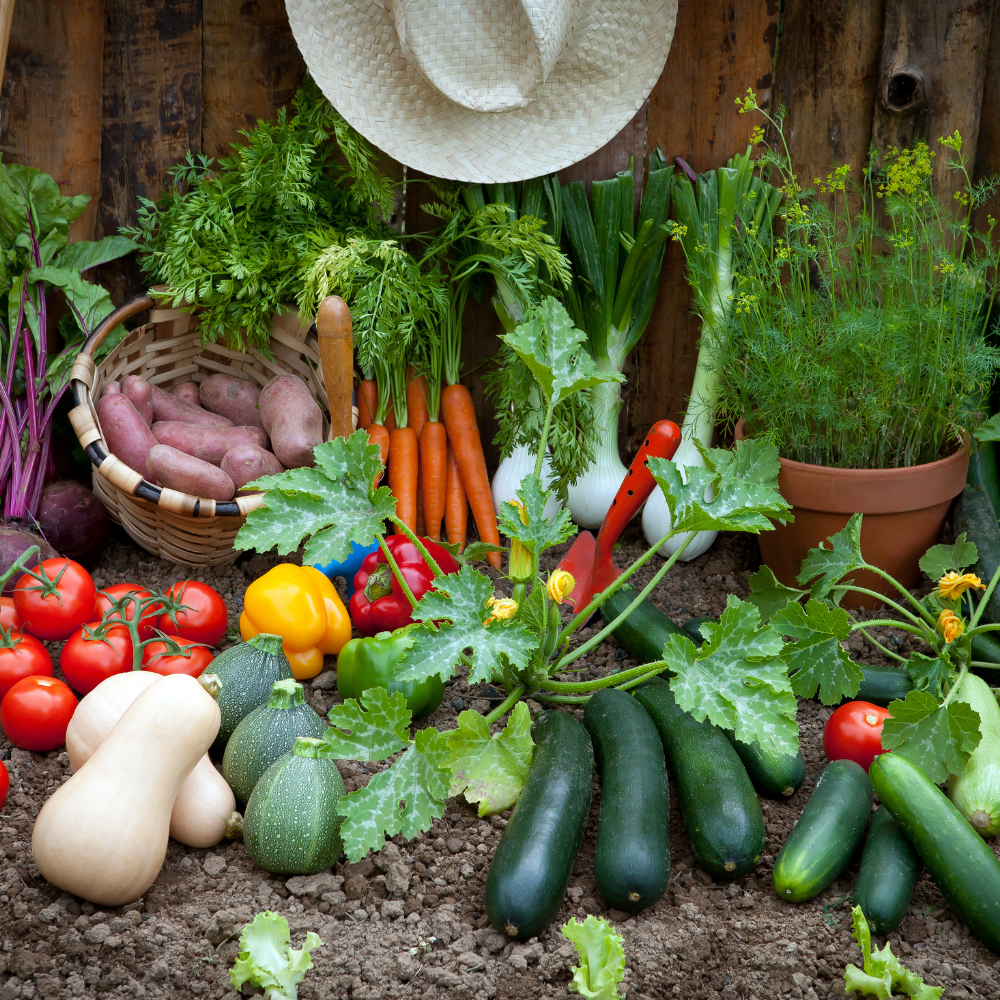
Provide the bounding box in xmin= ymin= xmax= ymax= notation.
xmin=2 ymin=0 xmax=997 ymax=465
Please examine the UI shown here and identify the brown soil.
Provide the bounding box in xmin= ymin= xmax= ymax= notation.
xmin=2 ymin=525 xmax=1000 ymax=1000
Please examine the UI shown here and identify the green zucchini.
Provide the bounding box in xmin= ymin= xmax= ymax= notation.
xmin=205 ymin=633 xmax=293 ymax=751
xmin=633 ymin=678 xmax=764 ymax=879
xmin=870 ymin=751 xmax=1000 ymax=952
xmin=725 ymin=731 xmax=805 ymax=799
xmin=854 ymin=664 xmax=912 ymax=707
xmin=955 ymin=486 xmax=1000 ymax=626
xmin=968 ymin=439 xmax=1000 ymax=520
xmin=853 ymin=805 xmax=921 ymax=934
xmin=947 ymin=672 xmax=1000 ymax=837
xmin=601 ymin=588 xmax=687 ymax=664
xmin=243 ymin=737 xmax=346 ymax=875
xmin=772 ymin=759 xmax=872 ymax=902
xmin=584 ymin=689 xmax=670 ymax=913
xmin=682 ymin=617 xmax=713 ymax=645
xmin=485 ymin=711 xmax=593 ymax=940
xmin=222 ymin=678 xmax=326 ymax=804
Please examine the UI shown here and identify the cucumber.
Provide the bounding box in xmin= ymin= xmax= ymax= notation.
xmin=601 ymin=588 xmax=687 ymax=664
xmin=772 ymin=759 xmax=872 ymax=902
xmin=584 ymin=689 xmax=670 ymax=913
xmin=633 ymin=678 xmax=764 ymax=879
xmin=854 ymin=664 xmax=912 ymax=707
xmin=870 ymin=751 xmax=1000 ymax=952
xmin=485 ymin=711 xmax=593 ymax=940
xmin=243 ymin=737 xmax=346 ymax=875
xmin=682 ymin=617 xmax=714 ymax=645
xmin=222 ymin=679 xmax=327 ymax=804
xmin=853 ymin=805 xmax=921 ymax=934
xmin=725 ymin=731 xmax=805 ymax=799
xmin=955 ymin=486 xmax=1000 ymax=626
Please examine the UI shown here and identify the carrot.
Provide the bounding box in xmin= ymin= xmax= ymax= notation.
xmin=367 ymin=424 xmax=390 ymax=484
xmin=406 ymin=369 xmax=428 ymax=441
xmin=388 ymin=426 xmax=418 ymax=534
xmin=420 ymin=419 xmax=447 ymax=541
xmin=445 ymin=440 xmax=468 ymax=551
xmin=441 ymin=383 xmax=500 ymax=569
xmin=358 ymin=379 xmax=378 ymax=431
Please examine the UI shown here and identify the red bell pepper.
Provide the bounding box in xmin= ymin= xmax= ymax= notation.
xmin=349 ymin=536 xmax=459 ymax=636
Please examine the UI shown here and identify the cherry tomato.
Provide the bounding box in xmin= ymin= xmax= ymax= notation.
xmin=142 ymin=638 xmax=214 ymax=678
xmin=0 ymin=597 xmax=21 ymax=631
xmin=0 ymin=631 xmax=53 ymax=700
xmin=94 ymin=585 xmax=161 ymax=641
xmin=60 ymin=622 xmax=133 ymax=695
xmin=823 ymin=700 xmax=892 ymax=772
xmin=13 ymin=558 xmax=97 ymax=641
xmin=0 ymin=676 xmax=77 ymax=752
xmin=0 ymin=759 xmax=8 ymax=811
xmin=157 ymin=581 xmax=228 ymax=647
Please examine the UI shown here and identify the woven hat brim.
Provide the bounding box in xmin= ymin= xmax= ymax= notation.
xmin=286 ymin=0 xmax=679 ymax=184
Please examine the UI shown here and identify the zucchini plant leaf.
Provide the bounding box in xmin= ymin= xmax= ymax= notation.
xmin=666 ymin=595 xmax=799 ymax=756
xmin=973 ymin=414 xmax=1000 ymax=442
xmin=447 ymin=702 xmax=534 ymax=816
xmin=746 ymin=566 xmax=807 ymax=621
xmin=772 ymin=600 xmax=863 ymax=705
xmin=561 ymin=915 xmax=626 ymax=1000
xmin=647 ymin=438 xmax=791 ymax=536
xmin=395 ymin=566 xmax=538 ymax=684
xmin=905 ymin=653 xmax=953 ymax=700
xmin=336 ymin=727 xmax=452 ymax=861
xmin=918 ymin=533 xmax=978 ymax=581
xmin=879 ymin=689 xmax=982 ymax=784
xmin=798 ymin=513 xmax=864 ymax=601
xmin=497 ymin=474 xmax=576 ymax=554
xmin=323 ymin=687 xmax=411 ymax=761
xmin=502 ymin=296 xmax=624 ymax=406
xmin=236 ymin=432 xmax=396 ymax=565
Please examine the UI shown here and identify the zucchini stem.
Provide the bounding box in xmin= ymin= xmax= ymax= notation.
xmin=484 ymin=687 xmax=525 ymax=725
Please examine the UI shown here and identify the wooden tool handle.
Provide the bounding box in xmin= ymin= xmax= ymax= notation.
xmin=317 ymin=295 xmax=354 ymax=440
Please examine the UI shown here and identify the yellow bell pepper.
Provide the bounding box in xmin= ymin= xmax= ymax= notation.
xmin=240 ymin=564 xmax=351 ymax=680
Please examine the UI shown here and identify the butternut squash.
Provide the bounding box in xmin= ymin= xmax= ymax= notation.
xmin=65 ymin=671 xmax=239 ymax=848
xmin=32 ymin=673 xmax=220 ymax=906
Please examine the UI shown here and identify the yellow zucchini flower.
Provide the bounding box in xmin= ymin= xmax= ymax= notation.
xmin=938 ymin=571 xmax=985 ymax=602
xmin=484 ymin=596 xmax=518 ymax=626
xmin=937 ymin=608 xmax=965 ymax=644
xmin=547 ymin=570 xmax=576 ymax=605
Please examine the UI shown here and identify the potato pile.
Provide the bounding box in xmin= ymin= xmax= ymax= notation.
xmin=95 ymin=373 xmax=323 ymax=500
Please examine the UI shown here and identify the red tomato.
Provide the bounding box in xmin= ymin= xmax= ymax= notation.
xmin=94 ymin=585 xmax=161 ymax=641
xmin=0 ymin=676 xmax=77 ymax=752
xmin=13 ymin=558 xmax=97 ymax=641
xmin=142 ymin=638 xmax=214 ymax=678
xmin=0 ymin=631 xmax=53 ymax=700
xmin=157 ymin=581 xmax=228 ymax=647
xmin=0 ymin=759 xmax=8 ymax=811
xmin=0 ymin=597 xmax=21 ymax=631
xmin=823 ymin=700 xmax=892 ymax=772
xmin=60 ymin=622 xmax=133 ymax=695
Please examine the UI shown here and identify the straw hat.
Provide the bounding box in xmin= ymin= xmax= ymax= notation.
xmin=285 ymin=0 xmax=679 ymax=183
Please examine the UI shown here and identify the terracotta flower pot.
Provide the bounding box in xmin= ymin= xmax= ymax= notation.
xmin=736 ymin=422 xmax=969 ymax=608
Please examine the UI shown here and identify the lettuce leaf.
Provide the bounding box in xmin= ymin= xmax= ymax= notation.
xmin=562 ymin=915 xmax=626 ymax=999
xmin=230 ymin=911 xmax=322 ymax=1000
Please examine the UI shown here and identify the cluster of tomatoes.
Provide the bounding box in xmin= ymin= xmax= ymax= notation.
xmin=0 ymin=557 xmax=228 ymax=781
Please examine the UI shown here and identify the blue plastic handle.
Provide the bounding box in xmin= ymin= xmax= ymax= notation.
xmin=313 ymin=539 xmax=379 ymax=599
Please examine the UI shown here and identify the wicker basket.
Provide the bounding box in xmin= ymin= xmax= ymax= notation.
xmin=69 ymin=293 xmax=349 ymax=568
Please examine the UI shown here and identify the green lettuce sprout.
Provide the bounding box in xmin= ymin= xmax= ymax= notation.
xmin=845 ymin=906 xmax=942 ymax=1000
xmin=229 ymin=911 xmax=322 ymax=1000
xmin=562 ymin=914 xmax=626 ymax=999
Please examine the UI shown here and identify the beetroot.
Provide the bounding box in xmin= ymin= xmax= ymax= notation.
xmin=0 ymin=527 xmax=56 ymax=596
xmin=37 ymin=481 xmax=109 ymax=569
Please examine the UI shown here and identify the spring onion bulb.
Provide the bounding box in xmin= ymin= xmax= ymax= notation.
xmin=491 ymin=444 xmax=562 ymax=522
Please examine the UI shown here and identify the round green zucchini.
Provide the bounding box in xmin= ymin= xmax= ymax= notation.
xmin=853 ymin=805 xmax=920 ymax=934
xmin=584 ymin=689 xmax=670 ymax=913
xmin=633 ymin=678 xmax=764 ymax=879
xmin=222 ymin=678 xmax=327 ymax=804
xmin=243 ymin=737 xmax=346 ymax=875
xmin=484 ymin=710 xmax=593 ymax=940
xmin=772 ymin=759 xmax=872 ymax=903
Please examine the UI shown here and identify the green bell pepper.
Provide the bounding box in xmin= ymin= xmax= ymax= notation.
xmin=336 ymin=625 xmax=445 ymax=719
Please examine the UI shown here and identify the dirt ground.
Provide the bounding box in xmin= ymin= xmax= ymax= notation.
xmin=2 ymin=524 xmax=1000 ymax=1000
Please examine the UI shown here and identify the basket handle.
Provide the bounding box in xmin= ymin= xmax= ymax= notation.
xmin=80 ymin=293 xmax=155 ymax=358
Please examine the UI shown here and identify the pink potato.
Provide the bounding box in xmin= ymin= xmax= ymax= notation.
xmin=96 ymin=393 xmax=159 ymax=482
xmin=122 ymin=375 xmax=153 ymax=425
xmin=147 ymin=445 xmax=236 ymax=501
xmin=171 ymin=381 xmax=201 ymax=406
xmin=220 ymin=444 xmax=283 ymax=495
xmin=199 ymin=374 xmax=264 ymax=429
xmin=102 ymin=381 xmax=121 ymax=397
xmin=258 ymin=374 xmax=323 ymax=468
xmin=150 ymin=383 xmax=233 ymax=426
xmin=151 ymin=421 xmax=268 ymax=466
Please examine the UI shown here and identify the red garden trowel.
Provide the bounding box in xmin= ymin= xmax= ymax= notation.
xmin=557 ymin=419 xmax=682 ymax=621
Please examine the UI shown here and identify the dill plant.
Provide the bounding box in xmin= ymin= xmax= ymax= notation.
xmin=712 ymin=90 xmax=1000 ymax=469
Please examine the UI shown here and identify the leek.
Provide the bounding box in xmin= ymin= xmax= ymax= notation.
xmin=560 ymin=151 xmax=674 ymax=528
xmin=642 ymin=149 xmax=781 ymax=559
